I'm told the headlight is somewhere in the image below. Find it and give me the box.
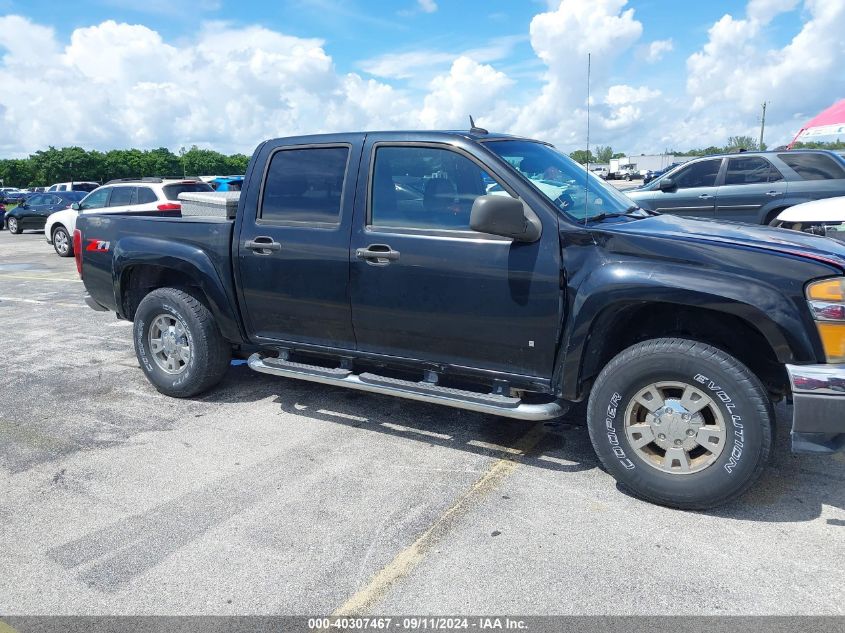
[807,278,845,363]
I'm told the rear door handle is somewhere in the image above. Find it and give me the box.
[766,190,781,196]
[698,194,713,199]
[245,236,282,254]
[356,244,400,265]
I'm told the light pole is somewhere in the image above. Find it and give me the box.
[759,102,768,150]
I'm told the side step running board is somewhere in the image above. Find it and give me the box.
[248,353,566,421]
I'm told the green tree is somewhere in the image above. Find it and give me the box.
[594,145,613,163]
[569,149,594,164]
[792,139,845,150]
[725,135,760,152]
[0,145,250,187]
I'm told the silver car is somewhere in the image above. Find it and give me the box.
[626,150,845,224]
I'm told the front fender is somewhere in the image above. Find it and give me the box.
[557,261,821,400]
[112,236,243,344]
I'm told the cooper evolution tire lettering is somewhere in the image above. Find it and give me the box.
[605,392,635,470]
[694,373,744,473]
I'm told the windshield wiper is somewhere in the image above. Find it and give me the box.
[586,207,652,223]
[627,204,660,216]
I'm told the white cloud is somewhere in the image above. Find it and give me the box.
[0,17,411,155]
[417,0,438,13]
[419,56,515,128]
[512,0,647,143]
[605,85,661,106]
[684,0,845,145]
[359,35,523,81]
[0,0,841,157]
[644,39,673,63]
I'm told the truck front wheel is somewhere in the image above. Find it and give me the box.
[587,338,772,509]
[133,287,231,398]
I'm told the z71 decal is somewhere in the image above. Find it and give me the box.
[85,239,111,252]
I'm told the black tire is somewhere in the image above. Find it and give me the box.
[7,217,21,234]
[52,225,73,257]
[133,287,231,398]
[587,338,772,510]
[764,208,785,226]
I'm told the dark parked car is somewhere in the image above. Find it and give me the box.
[642,162,682,185]
[78,130,845,511]
[627,150,845,224]
[2,190,30,204]
[5,191,87,234]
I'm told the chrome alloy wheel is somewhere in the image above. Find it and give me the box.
[149,314,191,375]
[54,229,69,255]
[624,381,727,474]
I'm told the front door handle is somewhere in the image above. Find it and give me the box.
[765,190,781,196]
[356,244,400,265]
[698,194,713,199]
[245,236,282,254]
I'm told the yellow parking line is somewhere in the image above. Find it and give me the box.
[332,422,546,616]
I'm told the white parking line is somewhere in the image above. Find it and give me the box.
[0,296,85,309]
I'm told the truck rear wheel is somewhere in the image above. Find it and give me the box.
[133,287,231,398]
[587,338,772,509]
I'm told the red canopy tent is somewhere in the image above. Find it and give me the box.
[789,99,845,148]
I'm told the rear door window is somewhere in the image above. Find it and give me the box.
[162,182,213,201]
[108,186,137,206]
[724,156,783,185]
[259,146,349,224]
[778,153,845,180]
[137,187,158,204]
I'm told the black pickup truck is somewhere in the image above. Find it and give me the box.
[77,130,845,509]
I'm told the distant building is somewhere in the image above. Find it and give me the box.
[609,154,694,178]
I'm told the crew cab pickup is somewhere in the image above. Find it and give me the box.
[77,130,845,510]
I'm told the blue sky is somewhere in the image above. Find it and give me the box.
[0,0,841,156]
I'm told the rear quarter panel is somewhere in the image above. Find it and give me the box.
[78,214,242,342]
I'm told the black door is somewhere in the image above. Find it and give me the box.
[19,194,61,229]
[236,135,364,349]
[349,138,562,379]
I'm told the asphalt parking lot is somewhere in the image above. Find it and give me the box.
[1,228,844,616]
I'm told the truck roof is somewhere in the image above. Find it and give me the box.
[263,130,544,145]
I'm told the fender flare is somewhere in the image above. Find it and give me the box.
[555,261,819,400]
[112,236,244,344]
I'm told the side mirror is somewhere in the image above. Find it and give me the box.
[470,195,541,243]
[71,202,81,211]
[658,178,676,192]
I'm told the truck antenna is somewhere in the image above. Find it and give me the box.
[469,115,488,135]
[584,52,591,226]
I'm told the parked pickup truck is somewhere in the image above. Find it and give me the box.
[77,130,845,510]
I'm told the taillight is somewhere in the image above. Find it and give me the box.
[73,229,82,276]
[156,202,181,211]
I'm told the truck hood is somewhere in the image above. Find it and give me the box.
[601,214,845,270]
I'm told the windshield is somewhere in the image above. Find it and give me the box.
[484,140,634,221]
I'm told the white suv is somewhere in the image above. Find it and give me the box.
[46,181,100,193]
[45,178,212,257]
